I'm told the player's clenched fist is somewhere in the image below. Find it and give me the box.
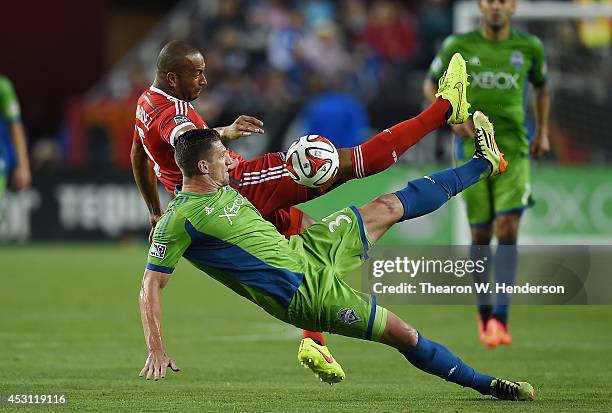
[139,350,179,381]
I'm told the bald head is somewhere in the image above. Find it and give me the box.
[156,40,201,75]
[153,41,207,102]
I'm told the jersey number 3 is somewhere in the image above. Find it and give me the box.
[327,214,352,233]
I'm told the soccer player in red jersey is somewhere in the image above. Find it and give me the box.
[131,41,463,382]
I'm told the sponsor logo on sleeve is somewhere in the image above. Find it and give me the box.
[174,115,190,125]
[8,102,20,117]
[149,242,167,259]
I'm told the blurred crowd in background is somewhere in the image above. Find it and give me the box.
[3,0,612,175]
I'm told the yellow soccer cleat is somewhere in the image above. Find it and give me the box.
[297,338,345,384]
[473,111,508,177]
[436,52,471,124]
[491,379,536,401]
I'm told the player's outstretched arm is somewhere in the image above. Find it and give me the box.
[138,269,179,380]
[131,140,164,243]
[215,115,264,141]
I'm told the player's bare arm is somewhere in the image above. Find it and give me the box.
[130,139,163,243]
[531,84,551,158]
[215,115,265,140]
[9,121,31,190]
[138,269,179,380]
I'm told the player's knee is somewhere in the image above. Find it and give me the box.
[372,194,404,219]
[495,213,520,241]
[382,312,419,352]
[471,225,493,245]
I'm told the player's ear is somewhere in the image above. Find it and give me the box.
[166,72,179,88]
[197,160,209,175]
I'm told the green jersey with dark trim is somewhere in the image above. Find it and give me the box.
[146,187,308,319]
[429,29,547,157]
[0,75,21,174]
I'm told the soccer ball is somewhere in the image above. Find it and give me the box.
[285,135,339,188]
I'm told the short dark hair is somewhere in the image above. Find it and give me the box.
[174,128,221,177]
[156,40,201,75]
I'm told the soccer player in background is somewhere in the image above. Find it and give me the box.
[0,74,31,220]
[137,118,536,401]
[423,0,550,348]
[132,41,470,381]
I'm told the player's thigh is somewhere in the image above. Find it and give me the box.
[290,270,388,341]
[322,275,388,341]
[295,206,370,276]
[462,177,494,226]
[492,155,532,216]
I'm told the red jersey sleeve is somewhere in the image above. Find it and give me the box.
[158,104,199,147]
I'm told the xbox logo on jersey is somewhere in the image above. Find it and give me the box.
[472,71,519,90]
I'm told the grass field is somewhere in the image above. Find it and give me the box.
[1,244,611,412]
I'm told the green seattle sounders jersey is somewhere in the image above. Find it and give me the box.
[0,75,21,174]
[146,187,309,320]
[429,29,547,156]
[0,75,21,123]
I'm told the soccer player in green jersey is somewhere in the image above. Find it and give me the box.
[0,75,31,218]
[137,117,536,401]
[423,0,551,348]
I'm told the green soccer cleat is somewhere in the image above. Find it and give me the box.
[490,379,536,401]
[436,52,471,124]
[297,338,345,384]
[473,111,508,177]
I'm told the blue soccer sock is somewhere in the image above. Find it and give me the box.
[470,243,493,317]
[493,240,518,324]
[402,332,494,395]
[394,158,490,221]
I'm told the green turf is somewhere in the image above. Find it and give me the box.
[1,244,611,412]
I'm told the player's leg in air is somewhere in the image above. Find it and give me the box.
[230,53,470,382]
[293,112,533,400]
[292,112,533,399]
[363,111,532,399]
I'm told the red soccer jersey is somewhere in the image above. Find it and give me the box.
[133,86,208,193]
[133,86,319,235]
